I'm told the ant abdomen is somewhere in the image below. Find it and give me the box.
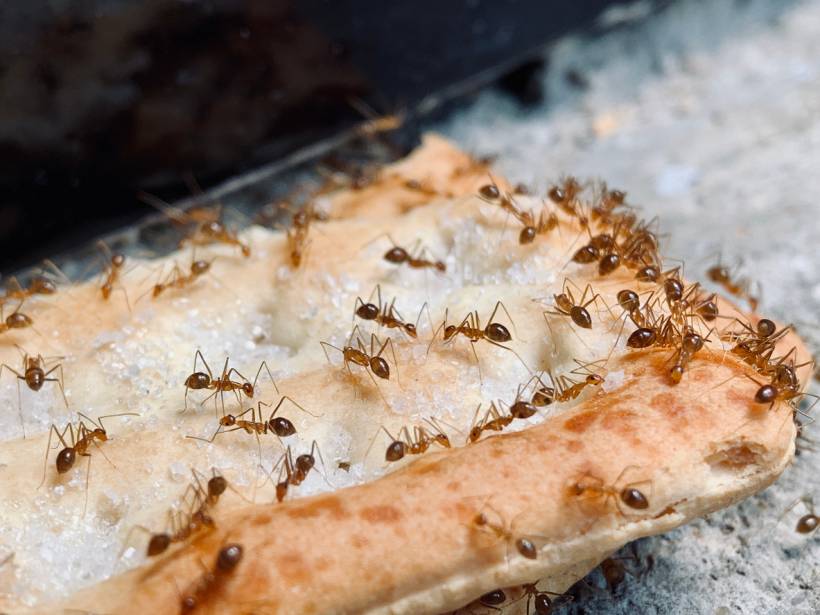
[56,448,76,473]
[627,328,656,348]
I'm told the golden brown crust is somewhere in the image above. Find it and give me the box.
[61,351,797,615]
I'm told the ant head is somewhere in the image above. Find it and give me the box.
[186,372,211,390]
[111,253,126,268]
[384,246,408,264]
[434,261,446,273]
[404,323,417,338]
[356,303,379,321]
[443,325,457,340]
[486,323,511,343]
[270,416,296,437]
[241,244,251,257]
[586,374,604,386]
[242,383,254,396]
[370,357,390,380]
[56,448,76,473]
[386,440,405,462]
[220,414,236,427]
[7,312,32,329]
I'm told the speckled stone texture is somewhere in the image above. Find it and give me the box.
[435,0,820,612]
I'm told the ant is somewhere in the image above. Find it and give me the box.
[39,412,138,512]
[270,441,325,502]
[430,301,527,382]
[707,258,758,311]
[0,275,57,308]
[183,350,278,415]
[97,241,130,309]
[321,326,399,384]
[516,583,573,615]
[468,501,544,561]
[544,281,607,330]
[466,403,513,444]
[140,191,251,257]
[781,496,819,535]
[285,216,312,268]
[377,417,451,462]
[0,303,33,335]
[478,181,554,244]
[745,367,816,411]
[668,327,712,384]
[565,466,652,517]
[149,258,213,299]
[353,284,426,339]
[377,234,446,272]
[478,589,507,610]
[547,177,583,218]
[518,208,560,245]
[550,370,605,403]
[180,541,244,613]
[123,468,229,558]
[0,346,68,437]
[187,397,314,452]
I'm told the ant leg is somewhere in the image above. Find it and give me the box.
[16,378,24,439]
[39,423,71,489]
[43,362,69,408]
[320,341,343,365]
[470,341,483,385]
[252,361,279,396]
[193,350,213,380]
[271,395,318,418]
[486,339,533,375]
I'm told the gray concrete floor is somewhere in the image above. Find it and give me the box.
[434,0,820,612]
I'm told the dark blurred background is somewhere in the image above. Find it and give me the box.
[0,0,620,272]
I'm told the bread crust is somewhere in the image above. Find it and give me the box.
[0,135,806,615]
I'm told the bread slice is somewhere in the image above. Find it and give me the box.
[0,135,807,614]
